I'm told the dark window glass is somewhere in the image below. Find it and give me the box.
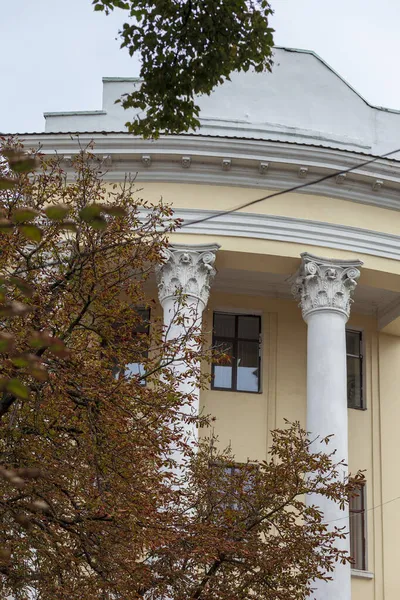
[209,462,258,511]
[212,313,261,393]
[346,329,364,409]
[349,482,367,571]
[238,316,260,340]
[214,313,235,338]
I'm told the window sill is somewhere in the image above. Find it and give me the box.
[351,569,374,579]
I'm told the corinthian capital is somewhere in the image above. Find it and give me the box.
[292,253,363,320]
[156,244,220,308]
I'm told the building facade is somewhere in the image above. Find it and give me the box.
[22,47,400,600]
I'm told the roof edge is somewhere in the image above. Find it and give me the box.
[44,110,107,118]
[102,77,141,83]
[275,46,400,115]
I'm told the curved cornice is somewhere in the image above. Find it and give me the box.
[21,132,400,211]
[173,209,400,261]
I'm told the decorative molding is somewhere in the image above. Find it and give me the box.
[141,154,151,167]
[336,173,346,184]
[292,253,363,320]
[173,208,400,261]
[351,570,374,580]
[155,243,220,308]
[102,154,112,167]
[21,133,400,212]
[181,156,191,168]
[372,178,383,191]
[298,166,308,178]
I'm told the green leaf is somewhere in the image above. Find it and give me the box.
[103,206,127,217]
[3,151,39,174]
[6,378,30,400]
[11,208,38,223]
[0,333,14,353]
[19,224,43,242]
[58,221,78,232]
[0,219,13,234]
[10,156,39,173]
[0,176,16,190]
[11,356,30,368]
[28,331,53,349]
[29,365,48,382]
[49,338,70,359]
[9,277,34,298]
[88,216,107,230]
[45,204,70,220]
[79,204,102,222]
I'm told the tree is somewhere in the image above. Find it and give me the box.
[0,140,361,599]
[92,0,275,138]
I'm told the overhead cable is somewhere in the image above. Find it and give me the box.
[181,146,400,228]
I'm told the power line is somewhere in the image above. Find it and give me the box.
[324,491,400,527]
[181,146,400,228]
[180,144,400,528]
[178,145,400,525]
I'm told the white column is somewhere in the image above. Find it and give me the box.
[293,253,362,600]
[156,244,219,457]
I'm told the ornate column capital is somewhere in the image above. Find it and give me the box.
[292,253,363,320]
[156,243,220,308]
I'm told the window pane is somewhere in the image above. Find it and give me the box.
[135,308,150,334]
[350,485,366,571]
[346,330,361,356]
[237,340,259,392]
[351,487,363,512]
[214,313,235,338]
[350,511,365,570]
[125,362,145,378]
[347,356,362,409]
[213,341,234,389]
[238,315,260,340]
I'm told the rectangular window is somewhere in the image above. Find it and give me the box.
[212,313,261,393]
[346,329,364,409]
[349,482,367,571]
[113,308,150,383]
[209,462,257,511]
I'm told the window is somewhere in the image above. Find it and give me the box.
[346,329,364,409]
[349,482,367,571]
[209,462,258,512]
[113,308,150,383]
[212,313,261,393]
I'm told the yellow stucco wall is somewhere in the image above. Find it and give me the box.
[132,182,400,237]
[131,181,400,238]
[127,182,400,287]
[377,333,400,600]
[137,181,400,599]
[200,292,382,598]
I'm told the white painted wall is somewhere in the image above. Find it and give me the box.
[44,47,400,156]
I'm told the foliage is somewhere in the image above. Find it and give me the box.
[92,0,274,137]
[0,140,360,599]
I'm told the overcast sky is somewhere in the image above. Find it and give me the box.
[1,0,400,133]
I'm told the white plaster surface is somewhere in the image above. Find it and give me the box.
[156,244,219,461]
[305,309,351,600]
[44,47,400,156]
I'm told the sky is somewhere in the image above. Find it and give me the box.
[1,0,400,133]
